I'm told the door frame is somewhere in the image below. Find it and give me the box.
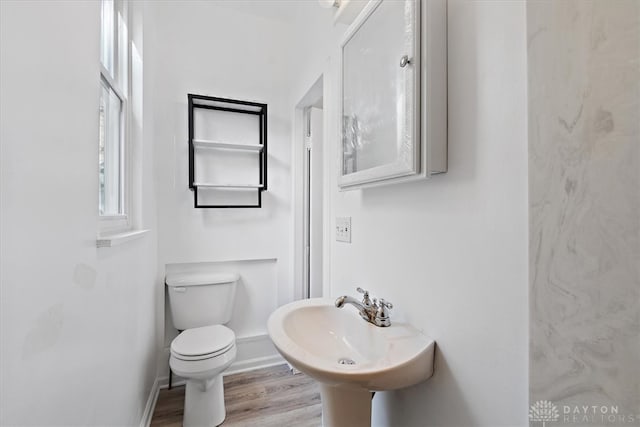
[291,73,332,301]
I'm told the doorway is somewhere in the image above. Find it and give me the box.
[294,76,325,300]
[303,105,323,298]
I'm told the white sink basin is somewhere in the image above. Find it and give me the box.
[268,298,435,427]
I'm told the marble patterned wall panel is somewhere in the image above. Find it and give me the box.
[528,0,640,424]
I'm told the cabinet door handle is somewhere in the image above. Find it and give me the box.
[400,55,411,68]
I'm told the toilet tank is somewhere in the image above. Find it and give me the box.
[166,272,239,330]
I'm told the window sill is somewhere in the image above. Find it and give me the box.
[96,229,149,248]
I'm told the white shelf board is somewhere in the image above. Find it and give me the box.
[194,183,264,189]
[193,139,263,152]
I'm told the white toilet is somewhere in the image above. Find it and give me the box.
[166,272,239,427]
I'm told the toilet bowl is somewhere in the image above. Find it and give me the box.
[169,325,237,427]
[166,272,239,427]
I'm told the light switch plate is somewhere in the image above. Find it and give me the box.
[336,217,351,243]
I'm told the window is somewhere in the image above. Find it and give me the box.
[99,0,129,228]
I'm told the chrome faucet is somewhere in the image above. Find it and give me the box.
[335,287,393,327]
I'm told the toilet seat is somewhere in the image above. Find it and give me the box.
[171,324,236,361]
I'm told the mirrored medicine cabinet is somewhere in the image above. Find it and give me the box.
[338,0,447,190]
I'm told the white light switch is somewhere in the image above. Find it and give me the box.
[336,217,351,243]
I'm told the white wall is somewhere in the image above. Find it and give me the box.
[0,2,159,425]
[295,1,530,425]
[1,1,530,425]
[146,1,306,375]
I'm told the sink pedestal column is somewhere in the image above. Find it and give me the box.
[319,384,372,427]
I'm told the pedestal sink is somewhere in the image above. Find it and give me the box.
[267,298,435,427]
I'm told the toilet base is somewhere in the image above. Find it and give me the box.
[184,375,225,427]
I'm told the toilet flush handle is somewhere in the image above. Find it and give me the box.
[173,287,187,293]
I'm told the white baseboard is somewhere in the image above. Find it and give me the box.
[158,333,284,389]
[157,355,285,390]
[158,374,185,390]
[139,377,160,427]
[225,353,285,376]
[231,333,283,372]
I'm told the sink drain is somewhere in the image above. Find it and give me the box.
[338,357,356,365]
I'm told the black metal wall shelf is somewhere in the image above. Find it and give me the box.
[188,94,267,208]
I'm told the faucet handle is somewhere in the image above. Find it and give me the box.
[375,299,393,327]
[379,299,393,309]
[356,287,373,307]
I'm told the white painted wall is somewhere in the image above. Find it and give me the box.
[165,260,279,338]
[293,1,529,425]
[0,1,160,426]
[145,1,306,376]
[290,18,346,303]
[1,1,529,425]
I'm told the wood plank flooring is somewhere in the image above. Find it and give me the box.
[150,364,322,427]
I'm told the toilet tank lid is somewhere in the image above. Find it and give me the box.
[166,272,239,287]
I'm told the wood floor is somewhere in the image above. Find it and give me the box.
[150,364,322,427]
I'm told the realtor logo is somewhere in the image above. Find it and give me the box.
[530,400,560,426]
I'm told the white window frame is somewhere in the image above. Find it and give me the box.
[99,0,131,234]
